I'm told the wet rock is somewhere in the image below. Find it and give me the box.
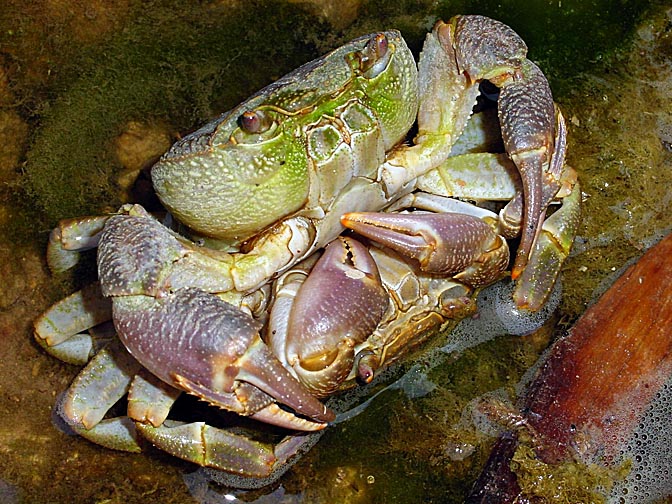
[114,120,172,202]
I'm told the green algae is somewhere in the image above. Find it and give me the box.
[18,1,330,224]
[556,2,672,319]
[511,443,632,503]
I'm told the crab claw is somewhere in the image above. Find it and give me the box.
[282,236,388,397]
[439,15,558,278]
[435,15,569,304]
[341,211,509,287]
[497,62,559,281]
[112,288,334,430]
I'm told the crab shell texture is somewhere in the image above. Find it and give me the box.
[152,30,417,246]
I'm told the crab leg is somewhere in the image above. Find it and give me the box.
[61,366,307,477]
[342,211,509,288]
[496,61,557,278]
[436,16,555,280]
[416,152,520,206]
[513,176,581,309]
[138,421,279,477]
[124,371,289,477]
[502,112,579,309]
[34,282,113,364]
[58,342,143,452]
[127,369,182,427]
[136,410,322,477]
[377,21,476,197]
[34,282,110,347]
[46,214,110,273]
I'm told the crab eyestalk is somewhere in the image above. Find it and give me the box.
[280,237,388,397]
[341,211,509,288]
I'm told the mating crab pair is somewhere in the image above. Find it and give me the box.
[35,15,579,478]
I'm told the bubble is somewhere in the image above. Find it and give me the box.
[493,277,562,336]
[609,379,672,502]
[52,392,78,436]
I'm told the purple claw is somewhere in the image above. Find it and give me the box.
[497,61,556,279]
[284,237,388,397]
[341,211,509,286]
[236,338,334,423]
[439,15,566,293]
[112,288,334,426]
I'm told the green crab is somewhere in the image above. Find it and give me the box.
[34,15,580,479]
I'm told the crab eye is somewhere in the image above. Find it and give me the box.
[238,110,272,134]
[360,33,390,77]
[371,33,388,59]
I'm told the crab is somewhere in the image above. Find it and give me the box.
[34,15,580,479]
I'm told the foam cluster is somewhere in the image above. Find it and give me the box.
[442,278,561,355]
[610,377,672,502]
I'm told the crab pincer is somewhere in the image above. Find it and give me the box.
[341,211,509,287]
[111,289,334,430]
[440,16,558,276]
[434,15,571,307]
[277,237,388,397]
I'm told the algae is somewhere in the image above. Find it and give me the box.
[16,1,330,223]
[511,443,631,503]
[558,2,672,319]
